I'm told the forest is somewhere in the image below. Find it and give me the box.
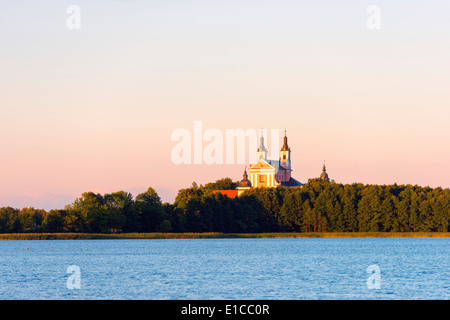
[0,178,449,233]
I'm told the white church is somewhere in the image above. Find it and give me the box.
[236,130,303,194]
[214,131,310,198]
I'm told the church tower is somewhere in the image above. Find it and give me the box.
[278,130,292,182]
[280,130,291,168]
[257,132,268,161]
[247,127,302,189]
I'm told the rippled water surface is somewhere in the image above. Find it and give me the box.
[0,238,448,299]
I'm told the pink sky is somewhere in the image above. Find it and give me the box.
[0,1,449,210]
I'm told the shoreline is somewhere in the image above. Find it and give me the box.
[0,232,449,240]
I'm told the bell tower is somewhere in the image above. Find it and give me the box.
[279,129,292,182]
[257,131,268,161]
[280,130,291,168]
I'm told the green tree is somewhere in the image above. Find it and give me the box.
[43,210,66,232]
[67,192,109,233]
[432,196,447,232]
[162,203,182,232]
[279,191,303,231]
[0,207,19,233]
[230,194,265,233]
[18,208,46,232]
[63,210,85,232]
[203,178,238,192]
[418,200,433,232]
[341,184,360,232]
[174,182,203,211]
[380,197,396,232]
[104,191,134,232]
[135,187,166,232]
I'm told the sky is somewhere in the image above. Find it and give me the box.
[0,1,449,210]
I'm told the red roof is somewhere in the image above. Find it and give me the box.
[212,190,239,198]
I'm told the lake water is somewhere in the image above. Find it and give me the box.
[0,238,448,300]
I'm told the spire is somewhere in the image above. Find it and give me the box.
[320,161,329,181]
[243,167,248,180]
[281,129,290,151]
[258,129,266,152]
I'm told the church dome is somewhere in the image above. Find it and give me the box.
[238,168,252,188]
[320,163,329,180]
[238,179,252,188]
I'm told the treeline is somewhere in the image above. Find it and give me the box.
[0,188,171,234]
[173,178,450,233]
[0,178,449,233]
